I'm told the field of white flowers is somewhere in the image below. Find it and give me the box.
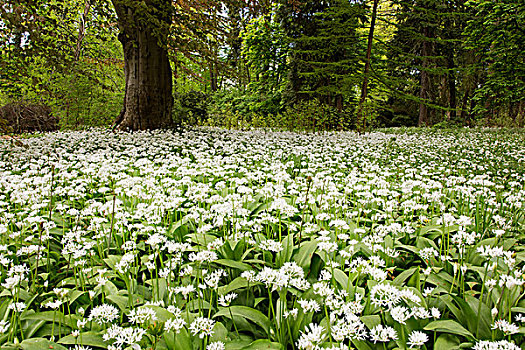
[0,128,524,350]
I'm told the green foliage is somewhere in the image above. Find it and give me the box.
[0,0,124,128]
[465,0,525,126]
[173,90,210,126]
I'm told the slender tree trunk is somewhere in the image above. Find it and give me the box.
[446,57,457,121]
[356,0,379,133]
[111,0,173,131]
[74,1,91,61]
[460,87,470,123]
[419,26,431,127]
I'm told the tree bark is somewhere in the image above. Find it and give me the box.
[418,26,431,127]
[112,0,173,131]
[356,0,379,133]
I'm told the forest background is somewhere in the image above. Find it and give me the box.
[0,0,524,131]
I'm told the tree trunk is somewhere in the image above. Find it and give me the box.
[418,26,431,127]
[111,0,173,131]
[356,0,379,133]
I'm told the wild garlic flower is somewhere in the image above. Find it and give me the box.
[218,292,238,307]
[259,239,283,253]
[298,299,321,313]
[8,302,26,313]
[492,319,520,335]
[127,306,157,324]
[88,304,119,325]
[407,331,428,348]
[0,320,9,333]
[207,342,225,350]
[297,323,326,350]
[369,324,397,343]
[189,317,215,338]
[103,324,146,350]
[390,306,411,324]
[164,317,186,333]
[473,340,521,350]
[370,283,401,309]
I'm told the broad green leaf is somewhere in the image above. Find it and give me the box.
[333,268,350,292]
[106,294,129,311]
[241,339,283,350]
[393,267,417,286]
[58,332,107,349]
[225,338,253,350]
[20,338,68,350]
[214,306,270,333]
[293,240,317,269]
[210,321,229,342]
[215,259,252,271]
[434,334,460,350]
[21,311,79,329]
[276,234,294,265]
[360,315,381,329]
[424,320,475,340]
[218,277,255,296]
[24,320,46,339]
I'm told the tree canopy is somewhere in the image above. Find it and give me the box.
[0,0,524,130]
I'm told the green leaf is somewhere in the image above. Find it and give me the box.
[293,240,317,269]
[333,268,349,292]
[58,332,107,349]
[20,338,68,350]
[215,259,252,271]
[393,267,417,286]
[240,339,284,350]
[434,334,460,350]
[276,234,294,265]
[106,294,128,311]
[360,315,381,329]
[210,321,229,342]
[424,320,475,340]
[173,327,192,349]
[214,306,270,333]
[218,277,257,296]
[24,320,46,339]
[21,311,78,329]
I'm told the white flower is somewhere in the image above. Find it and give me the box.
[164,317,186,333]
[218,293,237,307]
[207,341,225,350]
[297,323,326,350]
[407,330,428,348]
[103,324,146,349]
[473,340,521,350]
[8,302,26,313]
[127,306,157,324]
[369,324,397,343]
[44,300,63,309]
[259,239,283,253]
[88,304,119,325]
[370,283,401,309]
[241,270,257,282]
[298,299,320,313]
[284,308,298,319]
[390,306,411,324]
[0,320,10,333]
[189,317,215,338]
[189,250,218,263]
[492,319,519,335]
[74,346,92,350]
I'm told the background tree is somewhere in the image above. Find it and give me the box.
[465,0,525,125]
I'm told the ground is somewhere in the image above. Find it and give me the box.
[0,128,524,350]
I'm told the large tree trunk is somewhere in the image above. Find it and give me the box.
[112,0,173,131]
